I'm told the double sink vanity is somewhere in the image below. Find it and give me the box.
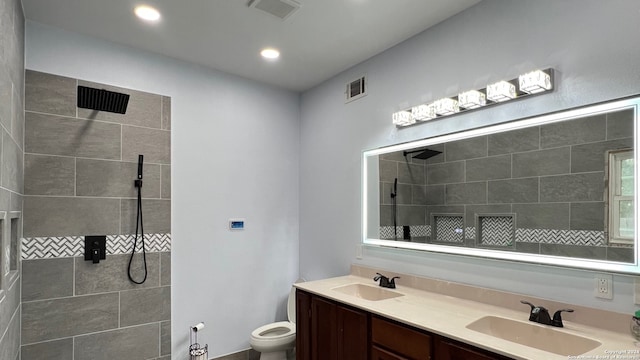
[294,265,634,360]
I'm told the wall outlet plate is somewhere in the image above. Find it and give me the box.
[594,274,613,300]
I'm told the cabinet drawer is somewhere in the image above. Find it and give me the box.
[371,345,410,360]
[372,316,431,359]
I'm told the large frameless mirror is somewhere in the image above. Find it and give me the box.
[363,96,640,274]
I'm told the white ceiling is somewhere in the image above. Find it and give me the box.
[21,0,480,92]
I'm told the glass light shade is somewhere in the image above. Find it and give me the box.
[411,104,436,121]
[433,98,459,115]
[392,111,415,126]
[458,90,486,109]
[486,81,516,102]
[519,70,552,94]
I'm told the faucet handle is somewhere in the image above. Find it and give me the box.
[552,309,574,327]
[374,273,389,286]
[388,276,400,289]
[520,300,535,311]
[520,300,537,321]
[520,300,548,322]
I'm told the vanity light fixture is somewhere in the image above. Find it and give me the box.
[411,104,436,121]
[458,90,486,109]
[519,69,553,94]
[392,68,553,127]
[486,80,517,102]
[433,98,460,115]
[392,111,415,126]
[134,5,161,22]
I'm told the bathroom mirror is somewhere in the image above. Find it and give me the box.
[363,96,640,274]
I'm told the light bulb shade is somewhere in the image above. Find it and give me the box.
[411,104,436,121]
[458,90,486,109]
[519,70,552,94]
[486,81,516,102]
[392,111,415,126]
[433,98,459,115]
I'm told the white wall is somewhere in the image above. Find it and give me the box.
[26,21,300,359]
[299,0,640,314]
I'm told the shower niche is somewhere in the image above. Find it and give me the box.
[0,211,20,292]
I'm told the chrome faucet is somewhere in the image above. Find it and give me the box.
[373,273,400,289]
[520,300,574,327]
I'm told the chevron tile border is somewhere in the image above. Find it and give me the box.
[379,225,431,240]
[516,228,605,246]
[22,233,171,260]
[379,226,606,247]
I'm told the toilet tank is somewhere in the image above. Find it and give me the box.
[287,286,296,324]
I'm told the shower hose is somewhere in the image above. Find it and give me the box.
[128,155,148,284]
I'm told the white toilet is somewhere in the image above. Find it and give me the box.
[250,286,297,360]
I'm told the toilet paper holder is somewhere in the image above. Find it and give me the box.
[189,322,208,360]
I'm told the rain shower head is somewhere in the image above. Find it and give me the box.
[403,148,442,160]
[77,86,130,114]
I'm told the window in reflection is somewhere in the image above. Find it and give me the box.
[609,150,634,244]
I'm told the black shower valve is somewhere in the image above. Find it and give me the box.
[84,235,106,264]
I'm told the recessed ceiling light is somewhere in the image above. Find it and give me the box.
[134,5,161,22]
[260,48,280,60]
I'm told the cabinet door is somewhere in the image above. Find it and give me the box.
[337,305,369,360]
[296,290,312,360]
[372,316,431,359]
[371,346,410,360]
[311,295,338,360]
[434,337,510,360]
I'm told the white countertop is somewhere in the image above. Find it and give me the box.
[295,275,637,360]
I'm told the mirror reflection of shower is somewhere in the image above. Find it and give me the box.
[391,148,442,241]
[391,178,397,239]
[403,148,442,160]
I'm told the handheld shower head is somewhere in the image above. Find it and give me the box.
[137,154,144,180]
[391,178,397,198]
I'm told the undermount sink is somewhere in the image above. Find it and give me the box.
[332,283,404,301]
[466,316,601,356]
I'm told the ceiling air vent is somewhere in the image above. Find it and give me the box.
[248,0,301,21]
[345,76,367,103]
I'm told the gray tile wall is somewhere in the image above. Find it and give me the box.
[379,152,429,239]
[379,110,634,262]
[21,71,172,359]
[0,0,24,359]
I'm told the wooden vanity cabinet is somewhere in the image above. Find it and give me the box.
[296,289,512,360]
[433,336,512,360]
[372,315,432,359]
[296,289,369,360]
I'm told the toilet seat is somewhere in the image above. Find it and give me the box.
[250,321,296,352]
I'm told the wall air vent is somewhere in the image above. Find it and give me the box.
[248,0,301,21]
[345,76,367,103]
